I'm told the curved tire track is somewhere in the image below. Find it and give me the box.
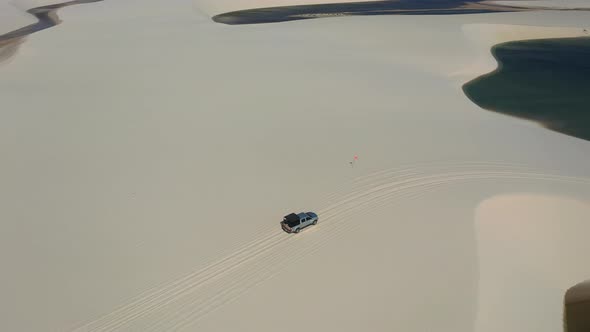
[71,161,590,332]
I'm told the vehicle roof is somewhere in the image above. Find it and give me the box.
[284,212,315,222]
[284,213,299,223]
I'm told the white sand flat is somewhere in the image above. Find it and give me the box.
[475,194,590,332]
[1,1,589,331]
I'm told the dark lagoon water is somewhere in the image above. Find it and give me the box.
[463,37,590,142]
[0,0,102,65]
[567,300,590,332]
[213,0,520,25]
[0,0,102,43]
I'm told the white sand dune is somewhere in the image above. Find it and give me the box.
[1,1,590,331]
[476,194,590,332]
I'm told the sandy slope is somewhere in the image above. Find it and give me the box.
[1,0,590,331]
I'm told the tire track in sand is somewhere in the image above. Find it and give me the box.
[71,162,590,332]
[155,166,590,331]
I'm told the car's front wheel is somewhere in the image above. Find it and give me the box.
[294,228,300,233]
[312,219,317,225]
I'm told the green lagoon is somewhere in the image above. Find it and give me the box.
[463,37,590,142]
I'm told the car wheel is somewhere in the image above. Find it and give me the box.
[312,220,317,225]
[294,228,300,233]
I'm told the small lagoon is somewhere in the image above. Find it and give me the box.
[213,0,518,25]
[463,37,590,142]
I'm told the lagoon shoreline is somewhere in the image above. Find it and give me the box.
[463,36,590,141]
